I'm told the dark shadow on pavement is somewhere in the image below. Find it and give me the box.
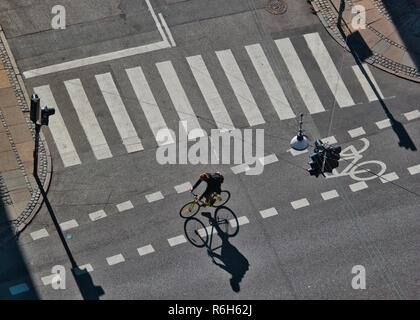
[205,212,249,293]
[337,0,417,152]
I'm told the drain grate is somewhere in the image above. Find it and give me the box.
[267,0,288,15]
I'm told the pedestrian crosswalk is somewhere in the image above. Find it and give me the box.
[33,32,386,168]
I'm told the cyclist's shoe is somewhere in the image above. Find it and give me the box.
[202,199,211,207]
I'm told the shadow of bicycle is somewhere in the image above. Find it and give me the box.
[183,206,249,292]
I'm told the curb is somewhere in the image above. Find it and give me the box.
[311,0,420,83]
[0,25,53,246]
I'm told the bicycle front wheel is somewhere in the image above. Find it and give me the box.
[179,201,200,218]
[212,190,231,207]
[184,218,208,248]
[214,206,239,237]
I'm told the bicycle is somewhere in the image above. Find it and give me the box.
[183,206,239,248]
[324,138,387,181]
[179,190,231,218]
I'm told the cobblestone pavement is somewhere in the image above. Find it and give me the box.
[0,25,51,246]
[311,0,420,82]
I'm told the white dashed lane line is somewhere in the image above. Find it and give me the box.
[30,229,49,241]
[321,189,339,200]
[287,148,308,156]
[231,163,250,174]
[89,210,107,221]
[291,198,310,210]
[168,235,187,247]
[235,216,250,226]
[116,200,134,212]
[174,182,192,193]
[375,119,392,129]
[348,127,366,138]
[145,191,164,203]
[74,264,94,275]
[137,245,155,256]
[260,208,279,219]
[379,172,399,183]
[404,110,420,121]
[321,136,337,144]
[106,254,125,266]
[258,154,278,166]
[408,164,420,175]
[59,219,79,232]
[349,181,368,192]
[41,274,61,286]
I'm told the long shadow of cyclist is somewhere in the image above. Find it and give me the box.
[203,212,249,293]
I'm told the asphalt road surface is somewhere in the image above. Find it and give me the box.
[0,0,419,299]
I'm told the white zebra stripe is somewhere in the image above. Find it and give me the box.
[275,38,325,114]
[245,43,295,119]
[186,55,234,130]
[96,73,144,153]
[352,64,384,102]
[126,66,175,146]
[64,79,112,160]
[33,85,81,167]
[304,32,355,108]
[216,49,265,126]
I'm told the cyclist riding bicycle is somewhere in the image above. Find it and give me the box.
[189,172,224,207]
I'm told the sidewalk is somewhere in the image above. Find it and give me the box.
[311,0,420,82]
[0,25,52,245]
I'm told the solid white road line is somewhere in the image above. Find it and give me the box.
[106,254,125,266]
[260,208,279,219]
[375,119,392,129]
[168,235,187,247]
[59,219,79,231]
[291,198,310,210]
[216,49,265,127]
[145,0,168,44]
[348,127,366,138]
[33,85,81,167]
[96,73,144,153]
[126,66,175,146]
[321,190,339,200]
[137,245,155,256]
[9,283,29,295]
[88,210,107,221]
[259,154,278,166]
[246,43,296,119]
[174,182,192,193]
[404,110,420,121]
[22,41,170,79]
[156,61,203,139]
[64,79,113,160]
[145,191,164,202]
[116,201,134,212]
[352,64,384,102]
[158,13,176,47]
[304,32,355,108]
[349,181,368,192]
[186,55,235,130]
[379,172,399,183]
[275,38,325,114]
[408,164,420,175]
[30,229,49,241]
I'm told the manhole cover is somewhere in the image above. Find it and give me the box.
[267,0,288,15]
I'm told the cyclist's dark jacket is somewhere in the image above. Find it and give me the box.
[192,173,222,197]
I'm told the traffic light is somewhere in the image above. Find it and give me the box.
[40,106,55,126]
[30,94,40,123]
[324,146,341,173]
[308,151,323,177]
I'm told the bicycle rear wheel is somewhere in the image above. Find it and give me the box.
[214,206,239,237]
[184,218,208,248]
[212,190,230,207]
[179,201,200,218]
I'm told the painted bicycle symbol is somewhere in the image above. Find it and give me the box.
[325,138,387,181]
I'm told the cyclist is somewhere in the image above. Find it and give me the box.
[189,172,224,206]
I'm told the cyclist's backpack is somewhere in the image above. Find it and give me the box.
[212,173,224,184]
